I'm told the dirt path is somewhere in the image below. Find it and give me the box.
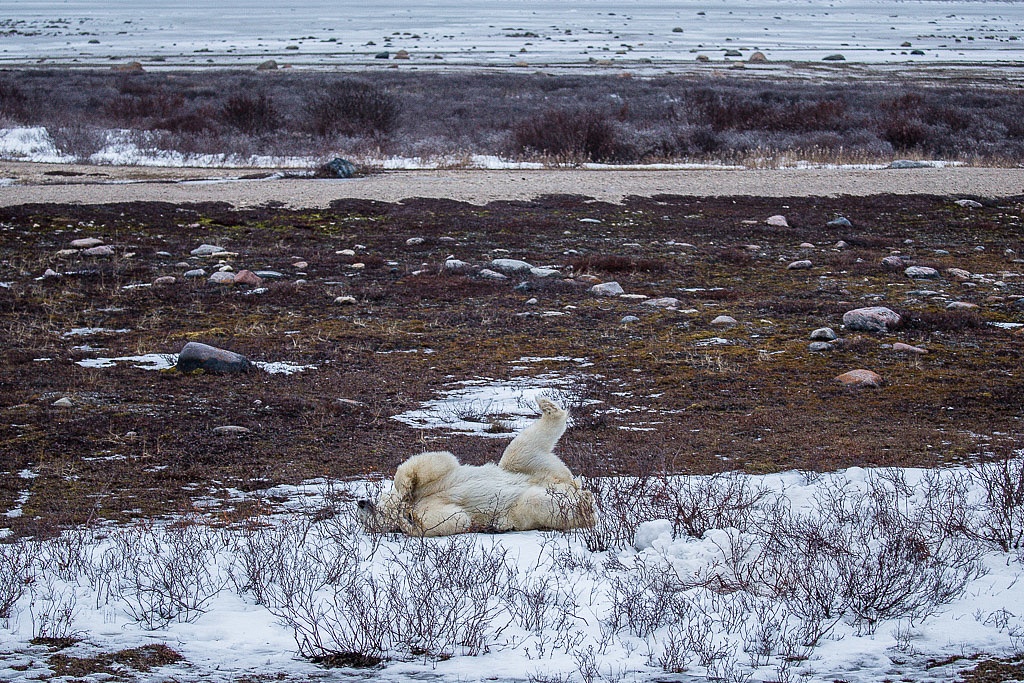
[2,162,1023,206]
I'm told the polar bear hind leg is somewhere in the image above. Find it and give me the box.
[498,397,574,486]
[405,500,473,537]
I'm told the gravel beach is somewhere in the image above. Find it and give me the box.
[2,163,1022,207]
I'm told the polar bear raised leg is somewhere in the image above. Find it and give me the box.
[498,397,576,487]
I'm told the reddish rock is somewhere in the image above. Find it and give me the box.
[835,369,883,388]
[892,342,927,354]
[233,270,263,287]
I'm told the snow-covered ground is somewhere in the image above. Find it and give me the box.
[3,0,1024,68]
[2,462,1023,683]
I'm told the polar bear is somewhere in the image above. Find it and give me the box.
[357,397,596,537]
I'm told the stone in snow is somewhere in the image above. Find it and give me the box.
[905,266,940,279]
[590,282,624,297]
[190,244,224,257]
[842,306,902,333]
[835,369,883,388]
[176,342,251,374]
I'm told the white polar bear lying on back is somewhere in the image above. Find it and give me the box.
[357,397,596,537]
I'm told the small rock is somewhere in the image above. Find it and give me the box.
[405,237,426,246]
[315,158,357,178]
[42,268,61,278]
[52,397,75,408]
[177,342,251,374]
[478,269,508,280]
[621,315,640,324]
[70,237,104,249]
[490,258,535,274]
[153,276,176,286]
[835,369,883,388]
[822,53,846,61]
[82,245,115,257]
[834,240,849,249]
[525,297,538,305]
[590,282,624,297]
[843,306,902,333]
[787,260,813,270]
[946,301,978,310]
[946,268,972,281]
[810,327,838,341]
[881,255,907,268]
[209,271,236,284]
[905,266,940,279]
[530,267,562,278]
[575,274,602,284]
[892,342,927,354]
[213,425,251,435]
[234,270,263,286]
[444,259,471,272]
[827,216,853,228]
[112,61,144,72]
[255,270,284,279]
[256,59,278,70]
[955,199,983,209]
[889,160,933,169]
[799,242,815,249]
[191,244,225,257]
[711,315,737,326]
[334,296,357,305]
[394,49,410,60]
[642,297,681,309]
[748,51,768,63]
[766,215,789,227]
[183,268,207,278]
[292,261,308,270]
[809,341,834,352]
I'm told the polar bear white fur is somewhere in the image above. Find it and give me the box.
[357,397,595,537]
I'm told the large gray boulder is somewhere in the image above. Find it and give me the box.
[176,342,251,374]
[842,306,902,333]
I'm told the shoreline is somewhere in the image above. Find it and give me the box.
[2,163,1023,207]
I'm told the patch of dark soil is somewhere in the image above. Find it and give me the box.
[0,193,1021,536]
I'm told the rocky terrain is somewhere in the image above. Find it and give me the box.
[1,192,1022,537]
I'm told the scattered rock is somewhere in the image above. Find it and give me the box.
[256,59,278,70]
[892,342,927,354]
[478,269,508,280]
[822,53,846,61]
[70,237,103,249]
[724,49,743,57]
[183,268,207,278]
[905,266,940,279]
[835,369,883,388]
[41,268,60,279]
[642,297,681,309]
[209,271,236,284]
[254,270,284,279]
[213,425,250,435]
[334,296,357,305]
[444,259,471,272]
[315,158,357,179]
[842,306,902,333]
[946,268,972,281]
[711,315,737,326]
[881,255,907,268]
[946,301,978,310]
[52,397,75,408]
[765,215,789,227]
[191,244,225,257]
[809,341,834,352]
[490,258,535,274]
[621,315,640,324]
[696,54,710,62]
[234,270,263,287]
[810,327,838,341]
[375,51,390,59]
[955,199,983,209]
[787,260,813,270]
[292,261,308,270]
[112,61,145,72]
[82,245,115,257]
[176,342,251,374]
[827,216,853,228]
[575,274,602,285]
[590,282,624,297]
[799,242,815,249]
[748,51,768,63]
[394,49,410,60]
[834,240,849,249]
[405,237,426,246]
[153,276,176,286]
[529,267,562,278]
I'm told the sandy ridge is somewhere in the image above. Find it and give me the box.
[1,163,1023,207]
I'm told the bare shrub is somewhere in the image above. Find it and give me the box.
[29,575,79,641]
[512,108,630,164]
[0,539,35,622]
[575,476,662,551]
[304,79,400,138]
[220,93,280,134]
[661,473,773,538]
[969,457,1024,552]
[604,556,692,638]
